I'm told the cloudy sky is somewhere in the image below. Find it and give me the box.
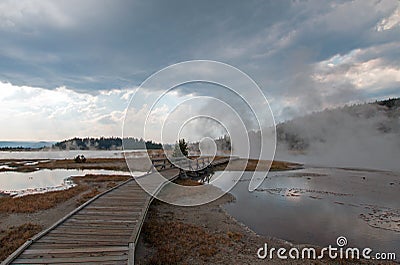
[0,0,399,141]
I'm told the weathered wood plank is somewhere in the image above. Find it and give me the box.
[38,235,131,241]
[19,251,129,260]
[28,242,128,249]
[2,166,191,264]
[37,238,130,244]
[24,247,129,255]
[47,230,131,236]
[54,227,133,232]
[82,207,138,211]
[59,223,136,229]
[13,255,128,264]
[49,230,130,239]
[87,202,147,207]
[76,209,140,213]
[68,217,140,222]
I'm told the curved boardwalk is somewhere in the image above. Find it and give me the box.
[2,169,180,265]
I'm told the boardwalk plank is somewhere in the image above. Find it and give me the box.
[3,161,229,264]
[24,247,129,255]
[59,223,136,229]
[13,255,128,264]
[28,242,129,249]
[19,251,128,260]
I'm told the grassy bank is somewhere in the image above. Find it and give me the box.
[0,223,42,261]
[0,158,131,173]
[0,174,131,213]
[214,158,302,172]
[141,204,242,265]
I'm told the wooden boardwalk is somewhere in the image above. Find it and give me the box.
[2,169,180,265]
[2,157,233,265]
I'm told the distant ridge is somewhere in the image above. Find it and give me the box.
[0,141,54,149]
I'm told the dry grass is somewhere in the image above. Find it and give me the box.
[226,230,243,241]
[0,158,130,173]
[0,185,88,213]
[0,223,42,261]
[142,211,235,264]
[214,158,301,172]
[174,178,203,186]
[243,159,300,171]
[270,160,301,171]
[106,182,117,189]
[0,175,130,213]
[37,158,130,171]
[73,174,130,183]
[75,187,101,205]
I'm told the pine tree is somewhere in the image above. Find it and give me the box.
[172,139,188,157]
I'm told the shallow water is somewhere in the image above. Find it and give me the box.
[0,150,147,160]
[211,168,400,258]
[0,169,144,195]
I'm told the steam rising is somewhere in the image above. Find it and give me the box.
[274,99,400,171]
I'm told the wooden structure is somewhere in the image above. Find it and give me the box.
[148,156,232,174]
[2,169,179,265]
[2,156,233,264]
[148,156,211,173]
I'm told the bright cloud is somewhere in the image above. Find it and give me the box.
[0,0,399,140]
[313,47,400,93]
[376,7,400,31]
[0,82,133,140]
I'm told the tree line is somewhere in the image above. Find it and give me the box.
[53,137,162,150]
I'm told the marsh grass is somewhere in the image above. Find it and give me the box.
[0,223,42,261]
[75,187,101,205]
[74,174,130,183]
[214,158,301,172]
[0,158,130,173]
[142,208,242,265]
[0,174,130,213]
[174,178,203,186]
[0,185,88,213]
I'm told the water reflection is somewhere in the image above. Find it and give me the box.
[0,150,147,160]
[211,169,400,258]
[0,169,142,196]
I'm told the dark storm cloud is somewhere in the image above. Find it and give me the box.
[0,0,399,120]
